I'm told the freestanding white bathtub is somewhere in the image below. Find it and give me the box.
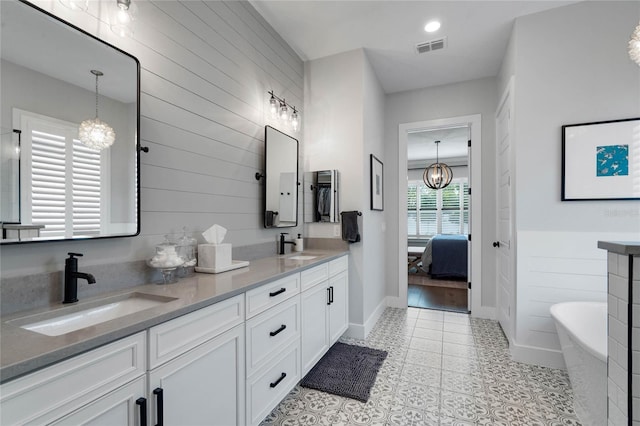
[550,301,607,426]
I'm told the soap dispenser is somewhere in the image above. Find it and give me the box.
[294,234,304,252]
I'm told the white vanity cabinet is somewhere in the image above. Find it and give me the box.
[147,294,245,426]
[0,332,146,425]
[300,255,349,375]
[245,274,301,426]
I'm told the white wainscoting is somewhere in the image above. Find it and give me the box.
[513,230,636,367]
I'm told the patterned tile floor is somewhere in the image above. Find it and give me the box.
[261,307,581,426]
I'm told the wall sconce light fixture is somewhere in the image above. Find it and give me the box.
[423,140,453,190]
[629,21,640,66]
[268,90,301,133]
[79,70,116,151]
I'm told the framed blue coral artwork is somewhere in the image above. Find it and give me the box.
[562,117,640,201]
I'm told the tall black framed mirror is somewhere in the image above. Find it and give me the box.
[0,0,140,244]
[263,126,298,228]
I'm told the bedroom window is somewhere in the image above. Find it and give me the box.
[408,179,468,238]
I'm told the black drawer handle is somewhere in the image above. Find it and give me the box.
[270,372,286,388]
[153,387,163,426]
[327,287,331,305]
[269,324,287,337]
[269,288,286,297]
[329,286,334,304]
[136,397,147,426]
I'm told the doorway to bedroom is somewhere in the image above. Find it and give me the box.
[405,124,471,313]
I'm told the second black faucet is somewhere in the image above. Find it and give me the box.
[63,252,96,304]
[279,233,296,255]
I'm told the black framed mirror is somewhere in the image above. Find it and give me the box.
[263,126,298,228]
[0,0,140,244]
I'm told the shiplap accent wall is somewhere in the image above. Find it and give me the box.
[1,0,304,276]
[514,231,636,367]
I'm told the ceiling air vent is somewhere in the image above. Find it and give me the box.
[416,37,447,54]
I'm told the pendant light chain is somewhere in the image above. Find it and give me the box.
[94,72,99,118]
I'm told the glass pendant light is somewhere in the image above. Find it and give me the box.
[423,140,453,190]
[79,70,115,151]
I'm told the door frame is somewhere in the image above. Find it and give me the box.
[397,114,485,316]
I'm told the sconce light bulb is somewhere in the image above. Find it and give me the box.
[269,95,278,119]
[117,8,131,24]
[291,109,300,132]
[279,102,289,121]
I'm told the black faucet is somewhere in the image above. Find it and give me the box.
[279,233,296,255]
[63,252,96,304]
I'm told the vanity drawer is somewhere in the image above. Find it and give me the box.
[0,332,145,426]
[246,341,300,426]
[300,263,329,291]
[329,255,348,276]
[148,294,244,369]
[246,295,300,377]
[245,273,300,319]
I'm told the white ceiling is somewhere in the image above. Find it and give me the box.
[407,126,469,163]
[251,0,577,94]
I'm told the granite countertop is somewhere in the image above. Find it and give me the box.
[0,250,347,383]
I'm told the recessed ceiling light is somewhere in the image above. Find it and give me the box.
[424,21,441,33]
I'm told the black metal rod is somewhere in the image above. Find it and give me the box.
[269,324,287,337]
[136,397,147,426]
[269,288,286,297]
[270,372,286,388]
[153,388,163,426]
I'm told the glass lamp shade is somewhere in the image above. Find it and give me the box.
[291,109,300,132]
[423,162,453,190]
[269,96,278,119]
[79,118,115,150]
[630,22,640,66]
[279,102,289,121]
[110,0,137,38]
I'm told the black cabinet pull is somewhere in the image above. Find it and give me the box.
[269,288,286,297]
[136,397,147,426]
[153,387,164,426]
[493,241,500,248]
[329,286,334,304]
[269,324,287,337]
[270,372,286,388]
[327,287,331,305]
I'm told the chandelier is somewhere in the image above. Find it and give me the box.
[79,70,115,150]
[423,140,453,190]
[630,21,640,66]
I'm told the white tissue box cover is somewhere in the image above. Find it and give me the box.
[198,243,232,268]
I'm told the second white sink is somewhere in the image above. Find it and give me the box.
[13,293,177,336]
[287,255,318,261]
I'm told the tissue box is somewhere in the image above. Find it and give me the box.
[198,243,232,269]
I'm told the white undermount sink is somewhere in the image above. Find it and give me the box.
[287,255,318,261]
[10,292,177,336]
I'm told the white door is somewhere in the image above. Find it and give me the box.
[301,283,329,375]
[52,377,146,426]
[496,82,514,342]
[328,271,349,344]
[148,325,245,426]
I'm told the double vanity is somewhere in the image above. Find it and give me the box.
[0,250,349,426]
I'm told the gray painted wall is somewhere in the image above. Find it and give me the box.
[1,0,303,278]
[384,77,498,307]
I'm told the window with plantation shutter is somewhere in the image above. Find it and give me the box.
[17,110,107,239]
[407,178,468,238]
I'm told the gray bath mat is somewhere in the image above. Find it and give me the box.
[300,342,387,402]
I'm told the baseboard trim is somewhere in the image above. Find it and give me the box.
[344,296,390,340]
[510,341,566,369]
[386,296,405,309]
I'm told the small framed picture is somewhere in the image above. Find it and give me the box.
[370,154,384,210]
[562,117,640,201]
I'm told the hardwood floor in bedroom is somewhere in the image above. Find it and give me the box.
[407,285,468,313]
